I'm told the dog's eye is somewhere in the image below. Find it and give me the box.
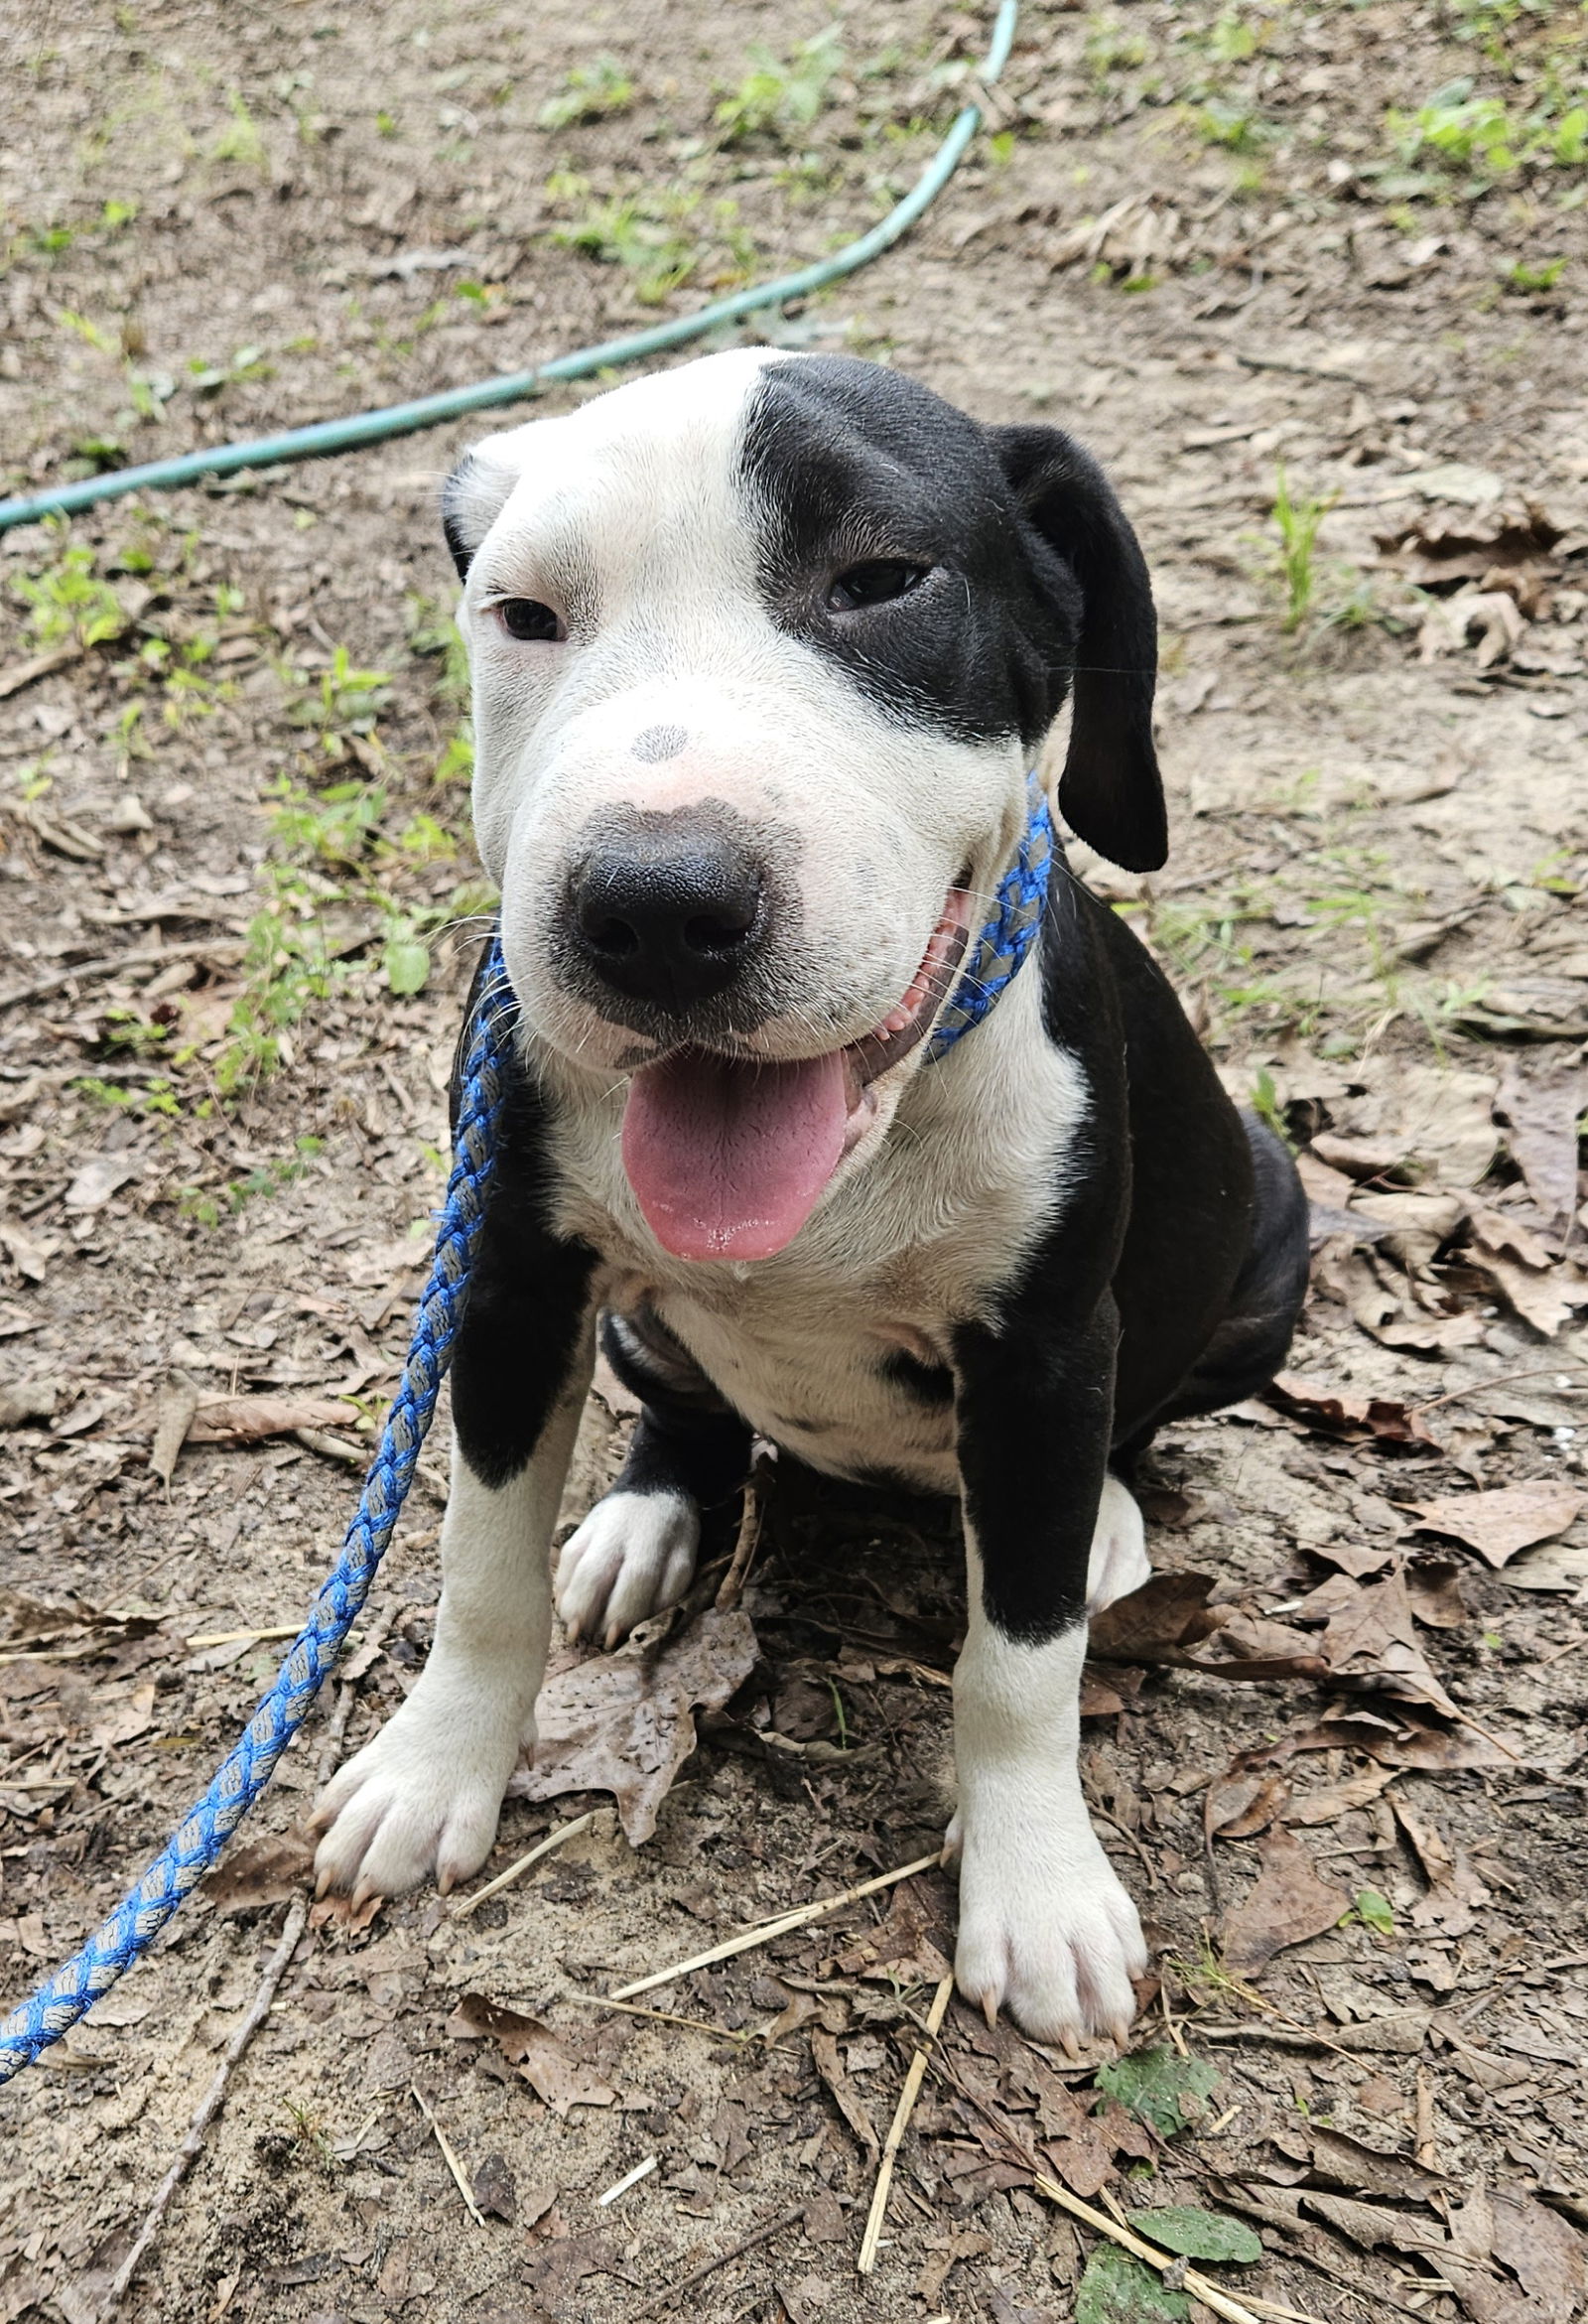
[827,560,930,612]
[496,598,564,641]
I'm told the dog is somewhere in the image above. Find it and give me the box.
[312,348,1309,2046]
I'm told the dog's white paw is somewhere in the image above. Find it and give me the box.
[311,1679,530,1904]
[947,1807,1146,2050]
[555,1489,700,1647]
[1087,1474,1152,1615]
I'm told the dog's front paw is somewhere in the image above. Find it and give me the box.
[555,1489,700,1647]
[311,1681,529,1905]
[948,1808,1146,2050]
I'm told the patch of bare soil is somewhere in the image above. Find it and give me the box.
[2,2,1587,2320]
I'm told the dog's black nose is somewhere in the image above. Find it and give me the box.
[570,822,764,1014]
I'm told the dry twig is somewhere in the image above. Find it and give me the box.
[411,2085,485,2227]
[625,2201,806,2321]
[609,1851,940,2000]
[858,1972,955,2273]
[100,1895,310,2316]
[714,1475,762,1610]
[453,1808,599,1918]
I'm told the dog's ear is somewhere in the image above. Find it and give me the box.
[441,450,518,581]
[990,424,1166,874]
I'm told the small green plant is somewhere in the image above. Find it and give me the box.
[715,27,842,147]
[1504,253,1566,291]
[11,544,126,649]
[77,1074,181,1118]
[548,172,751,305]
[1208,12,1259,64]
[224,1137,325,1211]
[1189,99,1267,151]
[212,889,340,1094]
[1270,466,1334,632]
[286,644,392,751]
[266,773,388,865]
[538,53,635,130]
[407,593,470,704]
[1342,1886,1395,1935]
[210,90,267,169]
[1085,14,1150,81]
[188,343,274,395]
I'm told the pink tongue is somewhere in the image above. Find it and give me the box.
[622,1048,849,1261]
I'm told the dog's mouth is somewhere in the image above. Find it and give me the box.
[620,888,973,1262]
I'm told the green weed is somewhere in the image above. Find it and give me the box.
[1085,14,1150,81]
[77,1074,182,1119]
[1504,252,1566,290]
[548,172,752,305]
[210,90,268,169]
[538,54,635,131]
[715,27,843,147]
[1270,467,1334,632]
[188,344,274,396]
[10,545,126,649]
[286,645,391,752]
[407,593,470,705]
[265,774,388,866]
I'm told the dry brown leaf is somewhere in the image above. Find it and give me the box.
[1465,1232,1586,1338]
[1222,1825,1348,1976]
[1283,1763,1396,1827]
[1310,1566,1462,1717]
[0,1377,60,1429]
[810,2028,879,2153]
[1242,1709,1513,1773]
[150,1371,199,1487]
[1265,1372,1440,1447]
[1407,1481,1583,1568]
[89,1682,156,1749]
[448,1994,615,2116]
[1205,1770,1289,1843]
[1392,1801,1491,1939]
[1489,2186,1587,2324]
[1087,1571,1224,1662]
[1496,1054,1587,1226]
[187,1394,359,1444]
[1275,2121,1447,2204]
[205,1834,315,1914]
[1404,1555,1471,1628]
[508,1606,756,1844]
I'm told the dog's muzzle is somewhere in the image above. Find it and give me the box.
[568,820,766,1017]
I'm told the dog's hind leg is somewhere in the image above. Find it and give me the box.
[556,1309,752,1648]
[1087,1473,1151,1613]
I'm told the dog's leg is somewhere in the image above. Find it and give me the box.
[312,1167,596,1904]
[947,1303,1147,2048]
[557,1312,751,1647]
[1087,1472,1151,1613]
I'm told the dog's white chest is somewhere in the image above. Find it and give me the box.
[650,1274,959,1489]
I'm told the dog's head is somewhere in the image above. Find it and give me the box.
[446,350,1161,1262]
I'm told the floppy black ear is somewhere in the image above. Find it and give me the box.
[441,449,517,580]
[990,424,1166,874]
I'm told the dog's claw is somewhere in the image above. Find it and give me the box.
[982,1990,1000,2033]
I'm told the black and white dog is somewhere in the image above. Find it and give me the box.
[313,350,1308,2047]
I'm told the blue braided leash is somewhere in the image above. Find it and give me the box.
[0,787,1054,2086]
[0,940,516,2085]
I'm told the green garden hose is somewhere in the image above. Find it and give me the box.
[0,3,1016,535]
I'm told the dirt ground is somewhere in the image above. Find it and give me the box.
[2,1,1588,2319]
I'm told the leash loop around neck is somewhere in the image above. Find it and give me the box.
[925,772,1054,1062]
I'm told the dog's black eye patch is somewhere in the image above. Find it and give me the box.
[497,598,565,642]
[827,560,929,613]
